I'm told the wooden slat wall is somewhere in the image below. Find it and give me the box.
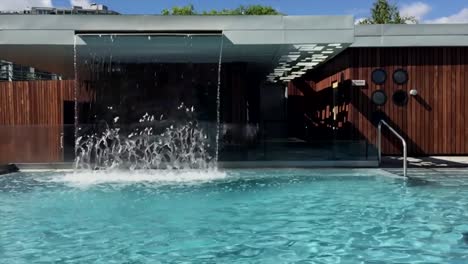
[307,47,468,155]
[311,50,352,92]
[0,80,75,163]
[350,47,468,155]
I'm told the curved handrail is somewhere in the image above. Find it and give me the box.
[378,120,407,178]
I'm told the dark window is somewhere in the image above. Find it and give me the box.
[393,90,408,106]
[371,69,386,85]
[393,69,408,85]
[371,90,387,106]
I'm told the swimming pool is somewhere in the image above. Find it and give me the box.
[1,169,467,263]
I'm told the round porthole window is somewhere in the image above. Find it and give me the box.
[393,90,408,106]
[393,69,408,85]
[371,90,387,106]
[371,69,387,85]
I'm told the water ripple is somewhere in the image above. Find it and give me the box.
[1,169,468,263]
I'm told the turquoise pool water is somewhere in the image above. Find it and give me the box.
[1,169,468,263]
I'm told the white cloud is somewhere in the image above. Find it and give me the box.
[400,2,432,20]
[70,0,92,9]
[398,2,468,24]
[0,0,52,11]
[426,8,468,23]
[355,17,366,24]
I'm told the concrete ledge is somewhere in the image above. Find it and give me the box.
[382,156,468,168]
[0,15,354,31]
[15,163,75,170]
[218,160,378,169]
[13,161,378,170]
[353,24,468,47]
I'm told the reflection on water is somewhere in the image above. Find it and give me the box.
[1,170,468,263]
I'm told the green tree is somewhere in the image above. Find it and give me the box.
[162,4,281,16]
[359,0,416,24]
[161,4,196,15]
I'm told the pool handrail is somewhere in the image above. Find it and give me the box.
[377,120,407,178]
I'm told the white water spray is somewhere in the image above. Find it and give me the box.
[73,35,78,157]
[215,36,224,163]
[73,34,224,174]
[75,104,215,170]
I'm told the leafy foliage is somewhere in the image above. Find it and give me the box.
[161,4,281,16]
[161,4,196,15]
[359,0,416,24]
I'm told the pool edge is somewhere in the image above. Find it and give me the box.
[13,161,379,171]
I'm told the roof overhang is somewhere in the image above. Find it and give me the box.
[0,15,355,46]
[0,15,355,81]
[353,24,468,47]
[3,15,467,82]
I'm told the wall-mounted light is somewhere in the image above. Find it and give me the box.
[409,89,418,96]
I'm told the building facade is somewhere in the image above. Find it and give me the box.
[0,60,61,81]
[0,15,467,165]
[0,4,118,15]
[29,4,119,15]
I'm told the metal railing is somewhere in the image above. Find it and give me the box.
[377,120,407,177]
[0,63,62,82]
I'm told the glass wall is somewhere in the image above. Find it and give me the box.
[217,42,376,163]
[0,33,375,165]
[74,34,223,169]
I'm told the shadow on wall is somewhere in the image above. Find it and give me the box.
[288,78,359,142]
[288,47,468,156]
[352,87,424,154]
[288,77,429,156]
[413,94,432,111]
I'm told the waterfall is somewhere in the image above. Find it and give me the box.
[74,104,214,170]
[73,35,78,158]
[215,36,224,164]
[73,34,224,170]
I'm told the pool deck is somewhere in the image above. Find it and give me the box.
[381,156,468,178]
[2,157,468,175]
[11,160,379,171]
[382,156,468,168]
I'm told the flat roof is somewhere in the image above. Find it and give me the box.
[0,15,467,47]
[0,15,355,45]
[0,15,356,80]
[0,15,467,81]
[354,24,468,47]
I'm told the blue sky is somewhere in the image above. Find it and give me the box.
[2,0,468,23]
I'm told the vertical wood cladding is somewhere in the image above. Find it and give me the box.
[301,47,468,155]
[0,80,84,163]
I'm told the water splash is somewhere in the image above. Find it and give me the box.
[73,35,78,157]
[73,33,225,174]
[215,36,224,163]
[75,104,215,170]
[47,169,227,188]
